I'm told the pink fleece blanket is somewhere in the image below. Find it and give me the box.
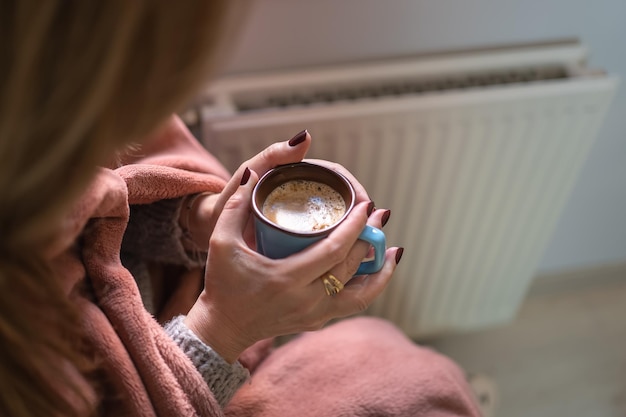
[50,116,232,416]
[226,317,481,417]
[50,116,480,416]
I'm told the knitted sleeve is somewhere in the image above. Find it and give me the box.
[164,315,250,408]
[121,197,206,268]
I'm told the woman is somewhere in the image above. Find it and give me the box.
[0,2,482,416]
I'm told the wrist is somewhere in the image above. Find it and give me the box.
[184,293,251,364]
[180,192,219,251]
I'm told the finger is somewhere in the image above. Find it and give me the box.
[331,247,403,316]
[286,201,371,282]
[222,131,312,203]
[208,131,312,234]
[210,168,259,246]
[327,208,390,283]
[305,207,389,306]
[251,129,311,173]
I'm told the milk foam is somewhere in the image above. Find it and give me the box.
[262,180,346,233]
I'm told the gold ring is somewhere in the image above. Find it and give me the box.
[322,274,344,296]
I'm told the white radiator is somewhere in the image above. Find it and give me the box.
[191,40,618,338]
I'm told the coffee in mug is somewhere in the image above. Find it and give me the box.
[252,162,386,275]
[261,179,346,233]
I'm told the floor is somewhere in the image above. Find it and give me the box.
[425,270,626,417]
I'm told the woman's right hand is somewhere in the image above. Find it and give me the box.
[185,167,401,363]
[184,134,402,363]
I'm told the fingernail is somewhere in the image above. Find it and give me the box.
[367,201,375,216]
[288,129,308,146]
[240,167,251,185]
[395,247,404,265]
[381,209,391,227]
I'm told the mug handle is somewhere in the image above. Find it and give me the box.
[355,225,386,275]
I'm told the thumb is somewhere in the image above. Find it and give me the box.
[209,130,311,234]
[222,130,312,204]
[212,167,259,242]
[251,129,311,173]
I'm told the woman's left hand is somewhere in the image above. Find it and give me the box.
[179,134,375,252]
[179,192,221,252]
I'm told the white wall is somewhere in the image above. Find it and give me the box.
[223,0,626,273]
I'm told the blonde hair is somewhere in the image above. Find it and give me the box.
[0,1,245,415]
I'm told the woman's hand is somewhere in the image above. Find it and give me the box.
[179,130,314,251]
[179,192,221,252]
[185,138,402,362]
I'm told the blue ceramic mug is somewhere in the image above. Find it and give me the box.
[252,162,386,275]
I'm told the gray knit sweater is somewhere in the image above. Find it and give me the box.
[121,197,249,407]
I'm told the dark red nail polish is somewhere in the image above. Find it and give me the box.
[395,248,404,265]
[381,210,391,227]
[240,167,251,185]
[288,129,308,146]
[367,201,375,216]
